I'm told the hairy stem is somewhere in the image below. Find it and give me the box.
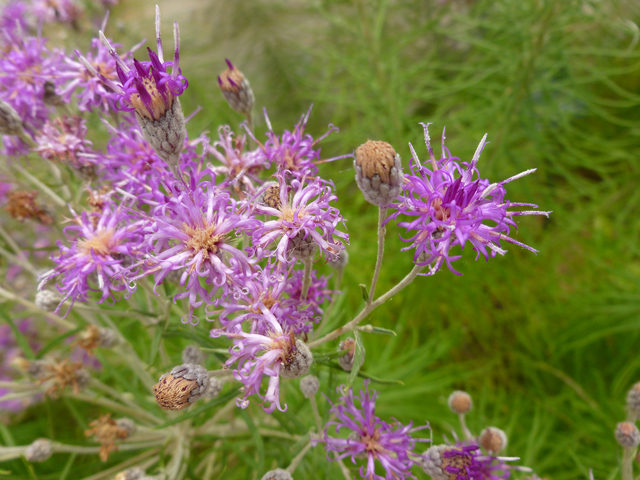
[368,207,387,305]
[301,258,312,301]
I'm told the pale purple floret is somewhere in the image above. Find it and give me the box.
[131,173,260,322]
[283,268,333,331]
[245,106,350,179]
[0,1,29,45]
[252,173,348,264]
[206,125,268,196]
[35,115,93,168]
[76,6,187,121]
[37,204,143,315]
[317,381,430,480]
[211,305,293,413]
[31,0,82,24]
[389,124,551,275]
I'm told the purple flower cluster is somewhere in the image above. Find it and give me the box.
[389,124,550,275]
[315,382,430,480]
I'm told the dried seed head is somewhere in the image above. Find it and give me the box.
[35,289,62,312]
[299,374,320,398]
[615,422,640,448]
[338,337,363,372]
[182,345,204,365]
[289,231,317,260]
[136,98,186,170]
[75,325,118,354]
[13,357,48,379]
[115,467,144,480]
[39,359,90,396]
[25,438,53,462]
[85,414,131,462]
[327,250,349,270]
[448,390,473,414]
[218,59,255,116]
[626,382,640,419]
[257,182,281,210]
[153,364,210,410]
[0,99,25,136]
[479,427,508,453]
[206,377,224,399]
[280,339,313,379]
[261,468,293,480]
[115,418,136,437]
[354,140,403,207]
[5,191,53,225]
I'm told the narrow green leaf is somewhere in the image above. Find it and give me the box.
[359,284,369,303]
[148,324,164,366]
[239,409,265,474]
[346,330,365,389]
[37,327,83,359]
[1,314,35,360]
[59,453,77,480]
[314,359,404,385]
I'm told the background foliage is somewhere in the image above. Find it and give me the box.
[3,0,640,479]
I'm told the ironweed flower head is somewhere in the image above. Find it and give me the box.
[389,124,550,275]
[317,381,430,480]
[35,116,93,167]
[218,59,255,116]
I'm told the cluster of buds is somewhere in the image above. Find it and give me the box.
[153,364,210,410]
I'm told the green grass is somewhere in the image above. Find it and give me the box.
[2,0,640,478]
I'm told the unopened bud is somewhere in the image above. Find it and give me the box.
[289,231,317,261]
[115,467,144,480]
[43,81,64,107]
[35,290,62,312]
[479,427,507,453]
[338,337,363,372]
[206,377,224,399]
[421,445,452,480]
[137,98,186,170]
[0,99,25,136]
[328,250,348,270]
[448,390,472,414]
[153,364,209,410]
[626,382,640,419]
[281,339,313,379]
[354,140,403,207]
[25,439,53,462]
[115,418,136,437]
[218,59,255,116]
[615,422,640,448]
[182,345,204,365]
[299,374,320,398]
[76,325,118,353]
[261,468,293,480]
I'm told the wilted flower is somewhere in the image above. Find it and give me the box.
[35,116,93,167]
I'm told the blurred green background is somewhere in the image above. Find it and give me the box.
[113,0,640,478]
[7,0,640,478]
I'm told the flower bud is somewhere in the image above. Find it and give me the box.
[76,325,118,354]
[43,81,64,107]
[615,422,640,448]
[153,364,209,410]
[448,390,472,414]
[206,377,224,399]
[182,345,204,365]
[338,337,363,372]
[479,427,508,453]
[218,59,255,116]
[328,250,349,270]
[289,231,317,260]
[25,439,53,462]
[354,140,403,207]
[115,467,144,480]
[115,418,136,437]
[421,445,451,480]
[261,468,293,480]
[300,374,320,398]
[626,382,640,419]
[136,98,186,171]
[35,289,62,312]
[280,339,313,379]
[0,99,25,136]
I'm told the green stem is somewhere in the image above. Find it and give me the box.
[286,441,313,475]
[368,207,387,306]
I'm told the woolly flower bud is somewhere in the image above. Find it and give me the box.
[35,290,62,312]
[115,418,136,437]
[25,439,53,462]
[421,445,450,480]
[206,377,224,399]
[281,339,313,379]
[114,467,144,480]
[479,427,508,453]
[448,390,472,414]
[327,250,349,270]
[0,99,25,136]
[261,468,293,480]
[290,231,317,261]
[218,59,255,116]
[354,140,403,207]
[137,99,186,170]
[153,364,209,410]
[300,374,320,398]
[626,382,640,419]
[338,337,363,372]
[182,345,204,365]
[43,81,64,107]
[615,422,640,448]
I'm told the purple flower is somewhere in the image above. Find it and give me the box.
[246,106,350,179]
[283,268,333,331]
[38,204,143,314]
[131,174,260,321]
[389,124,550,275]
[252,173,348,264]
[206,125,268,196]
[77,6,187,121]
[211,305,294,413]
[0,2,29,46]
[31,0,83,24]
[317,382,430,480]
[35,115,93,167]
